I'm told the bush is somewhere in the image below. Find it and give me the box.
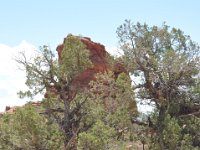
[78,120,116,150]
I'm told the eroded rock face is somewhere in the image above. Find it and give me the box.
[56,35,127,98]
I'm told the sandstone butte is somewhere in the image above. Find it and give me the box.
[1,35,127,114]
[57,35,127,99]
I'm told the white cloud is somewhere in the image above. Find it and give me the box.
[0,41,37,112]
[105,46,123,57]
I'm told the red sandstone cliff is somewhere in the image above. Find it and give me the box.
[56,35,127,98]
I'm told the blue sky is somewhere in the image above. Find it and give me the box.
[0,0,200,111]
[1,0,200,48]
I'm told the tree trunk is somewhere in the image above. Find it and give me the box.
[62,99,79,150]
[157,105,167,150]
[64,138,78,150]
[63,127,78,150]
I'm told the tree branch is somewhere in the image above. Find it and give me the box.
[39,107,64,114]
[179,109,200,118]
[133,84,145,89]
[131,118,148,126]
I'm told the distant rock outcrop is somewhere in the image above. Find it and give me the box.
[0,102,41,115]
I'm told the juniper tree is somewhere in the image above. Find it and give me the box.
[117,20,200,149]
[16,35,92,150]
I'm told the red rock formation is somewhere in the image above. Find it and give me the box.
[5,106,11,111]
[56,35,127,99]
[0,102,41,115]
[113,62,128,78]
[56,44,64,62]
[1,106,18,114]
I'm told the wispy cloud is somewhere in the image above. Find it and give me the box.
[0,41,37,111]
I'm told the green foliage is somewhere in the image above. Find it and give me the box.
[78,71,138,149]
[180,134,196,150]
[61,35,92,79]
[163,115,181,150]
[0,104,64,150]
[117,20,200,149]
[78,120,116,150]
[182,117,200,147]
[86,71,137,129]
[15,35,93,149]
